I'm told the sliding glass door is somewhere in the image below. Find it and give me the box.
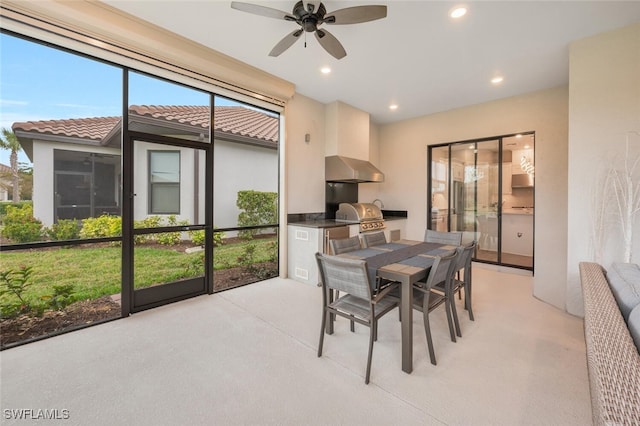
[428,133,534,271]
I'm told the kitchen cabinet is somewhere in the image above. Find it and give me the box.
[287,225,323,285]
[383,219,406,241]
[501,213,533,256]
[288,224,355,285]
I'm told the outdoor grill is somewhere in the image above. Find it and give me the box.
[335,203,386,233]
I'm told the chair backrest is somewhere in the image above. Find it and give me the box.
[316,253,372,301]
[362,231,387,248]
[455,240,477,271]
[424,250,458,290]
[329,236,361,255]
[424,229,463,246]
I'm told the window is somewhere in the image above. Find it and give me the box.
[149,150,180,214]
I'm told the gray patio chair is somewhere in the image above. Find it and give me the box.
[361,231,387,248]
[329,236,361,255]
[452,240,477,321]
[328,236,362,332]
[424,229,463,246]
[316,252,399,384]
[399,249,459,365]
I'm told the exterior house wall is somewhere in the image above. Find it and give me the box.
[566,23,640,316]
[32,140,121,226]
[30,138,277,228]
[213,140,278,228]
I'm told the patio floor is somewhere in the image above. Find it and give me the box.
[0,264,591,425]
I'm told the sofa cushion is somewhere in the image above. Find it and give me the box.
[606,262,640,320]
[629,304,640,353]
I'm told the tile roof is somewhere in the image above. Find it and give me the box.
[12,106,278,144]
[13,117,122,142]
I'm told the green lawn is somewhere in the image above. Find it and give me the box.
[0,237,277,317]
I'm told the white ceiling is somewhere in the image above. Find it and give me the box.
[103,1,640,124]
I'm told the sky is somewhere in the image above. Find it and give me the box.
[0,32,255,166]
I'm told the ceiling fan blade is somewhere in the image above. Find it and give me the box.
[269,29,304,57]
[230,1,296,21]
[323,5,387,25]
[314,29,346,60]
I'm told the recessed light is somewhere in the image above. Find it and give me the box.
[524,144,530,149]
[389,104,398,110]
[491,76,504,84]
[450,6,467,19]
[320,67,331,74]
[515,134,522,138]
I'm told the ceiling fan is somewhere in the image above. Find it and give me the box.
[230,1,387,60]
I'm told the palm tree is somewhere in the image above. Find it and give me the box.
[0,127,22,202]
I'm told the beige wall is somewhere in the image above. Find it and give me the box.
[566,23,640,316]
[285,93,327,214]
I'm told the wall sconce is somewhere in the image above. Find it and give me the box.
[305,133,311,143]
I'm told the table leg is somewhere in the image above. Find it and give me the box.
[400,276,413,373]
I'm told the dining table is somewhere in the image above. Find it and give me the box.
[336,239,458,374]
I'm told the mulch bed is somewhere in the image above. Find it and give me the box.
[0,296,121,348]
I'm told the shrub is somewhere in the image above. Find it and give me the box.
[155,215,188,246]
[237,241,278,280]
[0,265,34,317]
[41,284,76,311]
[80,214,121,238]
[46,219,81,241]
[133,216,161,244]
[0,200,32,218]
[1,203,43,243]
[237,190,277,239]
[188,228,225,247]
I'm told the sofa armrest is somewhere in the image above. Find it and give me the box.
[579,262,640,426]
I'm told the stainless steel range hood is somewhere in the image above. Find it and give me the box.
[325,155,385,183]
[512,173,534,188]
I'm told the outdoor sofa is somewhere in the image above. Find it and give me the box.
[579,262,640,425]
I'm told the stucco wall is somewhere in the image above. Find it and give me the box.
[285,93,326,214]
[566,23,640,316]
[213,140,278,228]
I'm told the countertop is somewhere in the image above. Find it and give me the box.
[288,216,407,229]
[503,208,534,215]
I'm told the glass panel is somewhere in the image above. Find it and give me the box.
[212,97,279,291]
[149,151,180,214]
[467,140,500,262]
[128,72,210,142]
[430,146,450,231]
[501,134,535,268]
[0,33,122,347]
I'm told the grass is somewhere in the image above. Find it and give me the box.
[0,237,277,317]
